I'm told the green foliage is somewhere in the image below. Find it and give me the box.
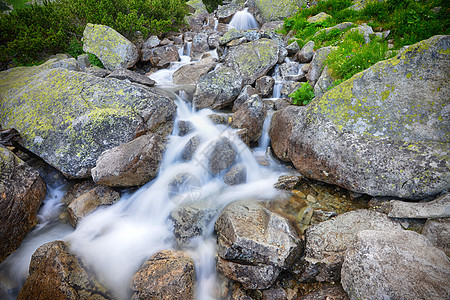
[203,0,222,13]
[87,53,104,68]
[0,0,189,68]
[289,82,315,106]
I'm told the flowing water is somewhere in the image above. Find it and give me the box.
[229,8,259,31]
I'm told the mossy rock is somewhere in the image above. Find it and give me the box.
[250,0,307,24]
[271,35,450,199]
[0,58,176,179]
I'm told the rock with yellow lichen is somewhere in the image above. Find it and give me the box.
[270,35,450,199]
[0,57,176,179]
[83,23,139,71]
[249,0,307,24]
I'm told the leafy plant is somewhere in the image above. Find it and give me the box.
[289,82,315,106]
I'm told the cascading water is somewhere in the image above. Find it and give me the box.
[229,8,259,31]
[272,65,283,99]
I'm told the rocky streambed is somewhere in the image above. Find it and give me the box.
[1,0,449,299]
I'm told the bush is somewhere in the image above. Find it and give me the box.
[289,82,315,106]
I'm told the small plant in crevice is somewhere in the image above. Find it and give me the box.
[289,82,315,106]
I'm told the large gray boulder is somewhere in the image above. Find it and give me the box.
[225,39,279,85]
[82,23,139,71]
[270,35,450,199]
[249,0,307,24]
[193,66,243,109]
[306,46,334,87]
[0,57,176,179]
[231,94,267,142]
[300,209,402,282]
[0,145,46,263]
[388,192,450,219]
[341,230,450,300]
[172,55,217,85]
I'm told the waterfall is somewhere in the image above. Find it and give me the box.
[272,65,282,98]
[229,8,259,31]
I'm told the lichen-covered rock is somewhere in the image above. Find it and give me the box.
[231,94,267,142]
[388,192,450,219]
[232,85,258,112]
[217,3,243,23]
[172,56,217,85]
[295,40,315,63]
[0,58,176,179]
[17,241,113,300]
[215,200,301,289]
[300,209,402,282]
[250,0,306,24]
[107,68,155,86]
[131,250,195,300]
[306,46,334,87]
[314,65,338,98]
[92,133,167,187]
[271,35,450,199]
[341,230,450,300]
[280,61,306,81]
[67,185,120,227]
[313,22,355,38]
[193,66,243,109]
[190,32,210,59]
[0,145,46,263]
[82,23,139,71]
[255,76,275,97]
[225,39,279,85]
[422,218,450,256]
[307,12,331,23]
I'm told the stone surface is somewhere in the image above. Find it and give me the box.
[0,145,46,263]
[388,192,450,218]
[0,58,176,179]
[107,68,155,86]
[255,76,275,97]
[190,32,210,59]
[299,284,349,300]
[224,164,247,186]
[231,94,267,142]
[306,46,334,87]
[17,241,113,300]
[300,209,402,282]
[295,40,315,63]
[273,175,302,190]
[271,35,450,199]
[313,22,355,38]
[232,85,258,112]
[178,120,194,136]
[92,133,167,187]
[208,137,237,175]
[143,35,160,49]
[172,56,217,85]
[182,135,201,161]
[83,23,139,71]
[131,250,195,300]
[280,61,306,81]
[281,81,302,98]
[225,39,279,85]
[193,66,243,109]
[84,66,110,78]
[219,28,244,45]
[250,0,307,24]
[422,218,450,256]
[307,12,331,23]
[313,65,337,98]
[286,40,300,55]
[341,230,450,300]
[77,54,90,70]
[67,185,120,227]
[141,45,180,68]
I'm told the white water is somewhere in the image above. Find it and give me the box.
[272,65,283,98]
[229,8,259,31]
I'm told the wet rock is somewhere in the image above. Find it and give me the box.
[83,23,139,71]
[141,45,180,68]
[298,284,349,300]
[172,56,217,85]
[259,21,284,33]
[62,180,96,206]
[131,250,195,300]
[421,218,450,256]
[91,133,167,187]
[232,85,258,112]
[0,145,46,263]
[225,38,279,85]
[280,61,306,81]
[17,241,113,300]
[193,66,243,109]
[182,135,200,161]
[255,76,275,97]
[208,137,237,175]
[84,65,110,77]
[178,120,194,136]
[0,57,176,179]
[143,35,160,49]
[215,200,301,288]
[274,175,302,190]
[271,35,450,199]
[313,65,337,98]
[310,210,337,225]
[190,32,209,59]
[262,286,288,300]
[167,172,202,206]
[170,202,219,246]
[306,46,334,87]
[107,68,155,86]
[224,164,247,186]
[207,113,228,125]
[388,192,450,219]
[269,105,303,162]
[67,185,120,227]
[307,12,331,23]
[300,209,402,282]
[341,230,450,300]
[231,94,267,142]
[295,40,315,63]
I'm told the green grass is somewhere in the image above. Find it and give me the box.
[4,0,30,10]
[289,82,315,106]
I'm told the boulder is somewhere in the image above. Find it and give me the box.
[280,61,306,81]
[250,0,307,24]
[348,24,374,44]
[313,65,337,98]
[77,54,90,70]
[219,28,244,45]
[215,201,301,288]
[232,85,258,112]
[17,241,113,300]
[271,35,450,199]
[341,230,450,300]
[177,120,194,136]
[422,218,450,256]
[231,94,267,142]
[172,56,217,85]
[182,135,201,161]
[208,137,237,175]
[255,76,275,97]
[300,209,402,282]
[225,39,279,85]
[143,35,161,49]
[131,250,195,300]
[307,12,331,23]
[193,66,243,109]
[295,40,315,63]
[388,192,450,219]
[84,66,110,78]
[223,164,247,186]
[286,40,300,55]
[281,81,301,98]
[217,3,243,23]
[91,133,167,187]
[306,46,334,87]
[313,22,355,38]
[273,174,302,190]
[107,68,155,87]
[0,145,46,263]
[82,23,139,71]
[0,58,176,179]
[67,185,120,227]
[190,32,210,59]
[141,45,180,68]
[298,284,349,300]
